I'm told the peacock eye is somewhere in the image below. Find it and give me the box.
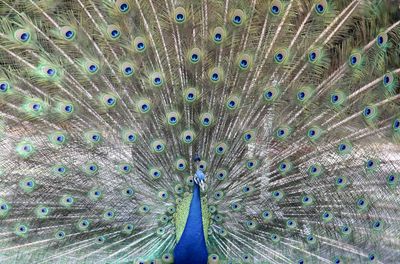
[238,54,253,70]
[20,33,30,41]
[275,53,284,62]
[117,1,130,13]
[174,7,186,23]
[89,65,97,72]
[0,82,9,92]
[111,30,120,38]
[137,43,143,49]
[271,5,279,14]
[192,54,198,60]
[124,67,132,75]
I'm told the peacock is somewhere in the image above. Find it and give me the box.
[0,0,400,263]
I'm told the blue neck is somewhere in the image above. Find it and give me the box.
[173,184,208,263]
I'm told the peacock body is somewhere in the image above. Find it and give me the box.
[0,0,400,263]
